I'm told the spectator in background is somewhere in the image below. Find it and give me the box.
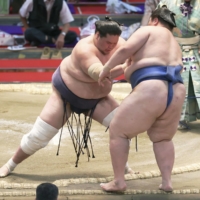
[141,0,160,26]
[36,183,58,200]
[125,0,160,39]
[19,0,77,49]
[9,0,25,14]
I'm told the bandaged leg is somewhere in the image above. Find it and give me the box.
[102,108,118,127]
[0,158,17,177]
[102,109,136,174]
[0,117,58,178]
[21,116,59,155]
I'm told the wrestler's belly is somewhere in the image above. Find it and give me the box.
[61,72,112,99]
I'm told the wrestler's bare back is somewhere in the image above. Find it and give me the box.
[59,35,124,99]
[124,26,183,80]
[113,26,186,141]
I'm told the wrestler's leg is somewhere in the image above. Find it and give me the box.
[148,126,175,192]
[153,140,174,192]
[92,94,119,123]
[0,87,70,177]
[147,83,186,192]
[147,135,176,192]
[100,89,162,192]
[124,139,136,174]
[92,94,135,175]
[100,127,129,192]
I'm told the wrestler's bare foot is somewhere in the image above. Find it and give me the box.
[124,166,139,175]
[0,164,11,178]
[100,180,126,192]
[159,183,173,192]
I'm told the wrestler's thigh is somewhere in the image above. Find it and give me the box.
[40,86,71,129]
[92,94,119,123]
[109,91,165,139]
[148,83,186,142]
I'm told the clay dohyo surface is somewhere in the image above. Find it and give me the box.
[0,84,200,199]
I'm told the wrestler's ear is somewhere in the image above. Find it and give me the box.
[95,31,101,40]
[152,17,159,26]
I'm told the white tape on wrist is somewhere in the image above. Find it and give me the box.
[88,63,104,81]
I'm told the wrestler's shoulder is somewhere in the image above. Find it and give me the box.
[117,37,126,45]
[76,35,93,46]
[119,36,126,42]
[139,26,156,31]
[140,26,169,34]
[73,36,96,55]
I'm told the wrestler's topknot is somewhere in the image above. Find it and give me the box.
[151,6,176,30]
[104,16,124,26]
[95,16,122,37]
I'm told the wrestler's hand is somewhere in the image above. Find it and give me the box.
[126,58,132,66]
[98,68,111,86]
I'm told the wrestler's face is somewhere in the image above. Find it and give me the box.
[96,33,119,55]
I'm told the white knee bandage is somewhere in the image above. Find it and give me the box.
[102,108,118,127]
[20,117,58,155]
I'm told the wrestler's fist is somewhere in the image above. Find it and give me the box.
[98,68,111,86]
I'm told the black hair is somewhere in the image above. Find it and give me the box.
[95,16,122,37]
[36,183,58,200]
[151,6,176,31]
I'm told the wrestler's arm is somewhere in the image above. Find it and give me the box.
[110,66,124,79]
[109,37,130,79]
[76,45,104,81]
[110,59,132,79]
[105,28,149,70]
